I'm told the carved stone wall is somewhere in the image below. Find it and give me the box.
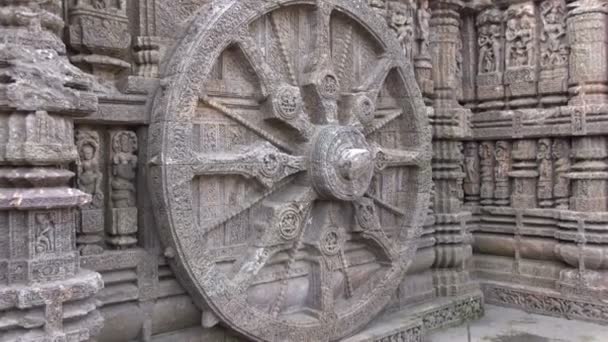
[462,0,608,326]
[3,0,608,341]
[0,2,103,341]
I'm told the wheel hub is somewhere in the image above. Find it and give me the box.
[310,125,375,201]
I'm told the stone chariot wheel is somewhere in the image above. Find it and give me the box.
[148,1,431,341]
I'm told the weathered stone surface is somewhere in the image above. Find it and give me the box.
[3,0,608,341]
[149,1,431,340]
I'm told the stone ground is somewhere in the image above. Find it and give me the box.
[427,305,608,342]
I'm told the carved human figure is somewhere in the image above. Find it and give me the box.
[416,0,430,58]
[111,131,138,208]
[540,0,568,66]
[77,131,104,208]
[478,22,501,73]
[479,142,495,204]
[464,142,480,199]
[505,4,535,68]
[494,142,510,183]
[389,2,416,59]
[494,141,511,205]
[455,39,464,100]
[553,139,571,208]
[537,139,553,207]
[35,213,54,254]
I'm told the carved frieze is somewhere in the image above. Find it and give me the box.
[484,284,608,324]
[68,0,132,79]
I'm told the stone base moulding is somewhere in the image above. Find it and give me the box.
[482,282,608,325]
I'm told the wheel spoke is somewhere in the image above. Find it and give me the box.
[353,198,397,262]
[362,109,402,137]
[231,245,283,292]
[354,57,395,94]
[300,3,339,124]
[308,256,335,320]
[341,57,399,132]
[231,186,316,295]
[270,12,298,85]
[253,186,316,246]
[192,142,305,189]
[309,3,333,71]
[338,249,354,298]
[269,188,315,316]
[262,84,314,140]
[197,176,293,239]
[335,25,354,82]
[203,97,295,153]
[365,192,407,217]
[235,30,281,97]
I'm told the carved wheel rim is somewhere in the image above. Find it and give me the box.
[149,1,431,341]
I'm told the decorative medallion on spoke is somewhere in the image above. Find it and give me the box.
[149,1,431,341]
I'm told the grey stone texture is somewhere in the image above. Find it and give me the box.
[1,0,607,341]
[429,304,608,342]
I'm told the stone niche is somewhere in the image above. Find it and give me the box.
[3,0,608,341]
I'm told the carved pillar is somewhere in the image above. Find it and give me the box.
[509,140,538,209]
[463,142,480,207]
[479,141,495,206]
[567,0,608,105]
[566,137,608,212]
[133,36,160,78]
[476,8,504,110]
[433,141,465,214]
[430,0,470,137]
[431,141,474,296]
[537,139,554,208]
[539,0,569,106]
[0,2,103,341]
[107,130,139,249]
[68,0,131,84]
[557,136,608,299]
[494,141,511,206]
[504,3,538,108]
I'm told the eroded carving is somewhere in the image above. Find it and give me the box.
[108,130,138,249]
[148,2,431,340]
[76,129,105,255]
